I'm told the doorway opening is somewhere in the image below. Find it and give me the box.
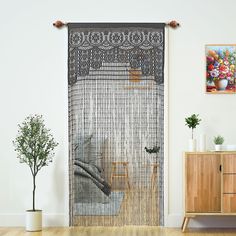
[68,23,165,226]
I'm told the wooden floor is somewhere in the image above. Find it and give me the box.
[74,187,159,226]
[1,227,236,236]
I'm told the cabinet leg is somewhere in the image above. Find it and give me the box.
[181,217,186,230]
[182,217,190,232]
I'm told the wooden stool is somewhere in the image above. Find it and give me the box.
[151,163,159,191]
[110,162,131,190]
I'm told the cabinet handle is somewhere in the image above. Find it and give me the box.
[219,165,222,172]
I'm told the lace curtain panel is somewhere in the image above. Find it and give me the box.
[68,23,165,226]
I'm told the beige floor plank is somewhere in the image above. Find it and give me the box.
[1,227,236,236]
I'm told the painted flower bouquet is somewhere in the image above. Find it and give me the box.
[206,45,236,92]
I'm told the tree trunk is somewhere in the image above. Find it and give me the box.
[33,175,36,211]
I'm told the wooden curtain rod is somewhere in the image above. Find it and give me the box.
[53,20,180,29]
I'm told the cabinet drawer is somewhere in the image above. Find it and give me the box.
[223,175,236,193]
[223,194,236,213]
[223,155,236,173]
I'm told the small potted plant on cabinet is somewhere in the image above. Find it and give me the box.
[13,115,58,231]
[214,135,224,151]
[185,114,201,152]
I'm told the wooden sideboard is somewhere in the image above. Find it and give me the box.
[182,152,236,232]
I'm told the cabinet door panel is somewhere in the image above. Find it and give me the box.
[223,175,236,193]
[223,194,236,213]
[185,154,221,212]
[223,154,236,173]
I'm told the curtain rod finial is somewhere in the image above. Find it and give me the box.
[53,20,67,28]
[167,20,180,29]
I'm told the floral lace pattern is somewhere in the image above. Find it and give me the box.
[68,25,164,85]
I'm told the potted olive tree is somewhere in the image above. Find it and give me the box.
[13,115,58,231]
[185,114,201,151]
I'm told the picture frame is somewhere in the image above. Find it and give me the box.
[206,44,236,94]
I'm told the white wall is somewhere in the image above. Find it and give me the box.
[1,0,236,228]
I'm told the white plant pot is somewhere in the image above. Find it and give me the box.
[188,139,196,152]
[26,210,42,232]
[215,145,222,151]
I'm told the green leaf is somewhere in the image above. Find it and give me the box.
[185,114,201,129]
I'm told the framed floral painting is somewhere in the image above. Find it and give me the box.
[206,44,236,94]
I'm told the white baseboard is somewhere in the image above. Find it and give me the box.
[0,213,69,227]
[165,213,236,228]
[165,214,183,227]
[2,213,236,228]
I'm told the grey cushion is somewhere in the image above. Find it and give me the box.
[75,134,104,170]
[74,175,110,203]
[75,134,93,164]
[90,135,103,170]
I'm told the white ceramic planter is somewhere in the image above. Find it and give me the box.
[26,210,42,232]
[188,139,196,152]
[215,144,221,151]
